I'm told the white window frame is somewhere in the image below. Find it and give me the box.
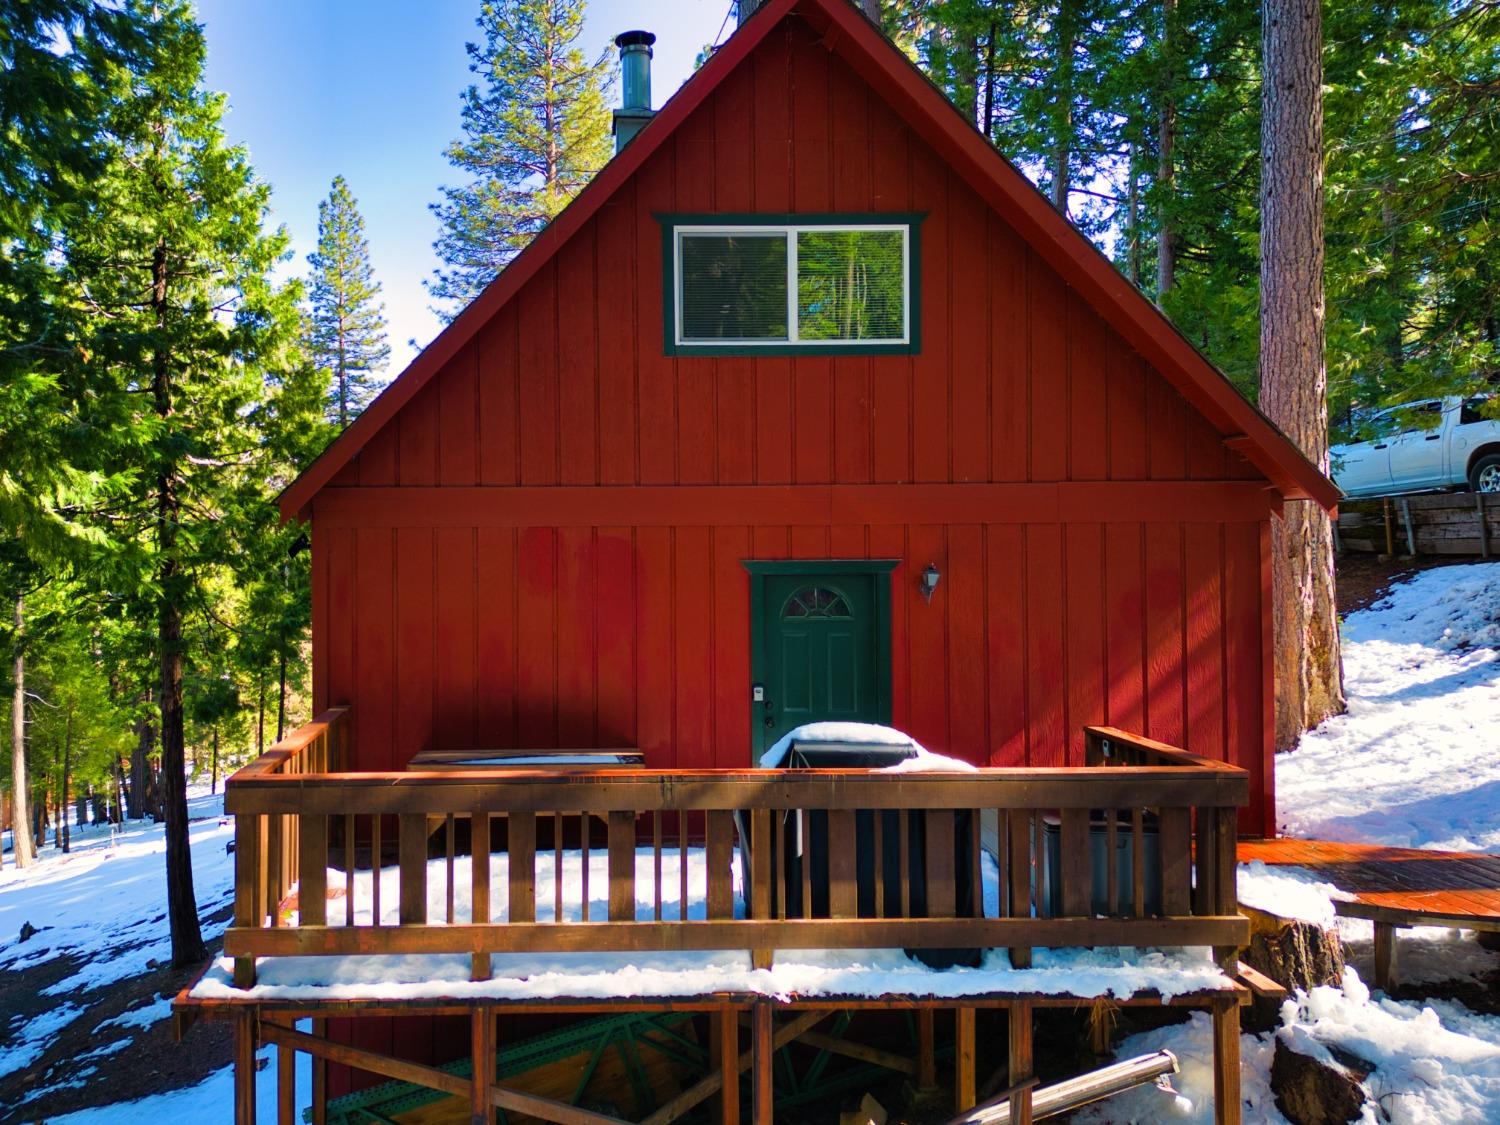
[672,222,911,348]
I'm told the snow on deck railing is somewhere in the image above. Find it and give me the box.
[223,713,1249,989]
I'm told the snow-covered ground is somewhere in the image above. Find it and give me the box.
[1079,562,1500,1124]
[1278,563,1500,851]
[5,563,1500,1123]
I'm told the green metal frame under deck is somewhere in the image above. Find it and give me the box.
[657,212,926,356]
[744,559,898,757]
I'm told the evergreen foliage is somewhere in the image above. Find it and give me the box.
[429,0,613,313]
[307,175,389,428]
[902,0,1500,416]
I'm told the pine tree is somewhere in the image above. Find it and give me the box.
[429,0,613,313]
[63,0,307,966]
[1261,0,1343,746]
[307,176,388,428]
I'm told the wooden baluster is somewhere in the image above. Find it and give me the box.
[233,810,263,988]
[898,809,911,916]
[445,813,456,925]
[995,810,1008,918]
[299,813,328,927]
[827,809,857,918]
[924,810,956,918]
[608,810,636,922]
[1059,807,1090,918]
[581,810,591,922]
[399,814,428,925]
[1131,808,1146,918]
[553,812,564,923]
[509,811,536,924]
[1106,809,1120,917]
[371,814,382,925]
[1194,806,1219,917]
[1159,807,1192,917]
[679,811,690,922]
[267,811,284,927]
[872,809,884,917]
[774,812,787,921]
[652,810,663,922]
[472,812,491,981]
[1008,810,1032,968]
[800,810,813,919]
[344,813,355,928]
[1032,813,1047,918]
[968,809,983,918]
[706,810,735,921]
[751,810,774,970]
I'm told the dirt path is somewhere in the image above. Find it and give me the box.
[0,902,233,1123]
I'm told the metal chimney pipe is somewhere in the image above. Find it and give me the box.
[612,30,656,154]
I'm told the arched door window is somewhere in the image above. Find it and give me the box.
[781,586,853,619]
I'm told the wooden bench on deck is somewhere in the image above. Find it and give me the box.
[1238,837,1500,990]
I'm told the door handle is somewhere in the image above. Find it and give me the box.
[1425,434,1441,441]
[1373,443,1388,450]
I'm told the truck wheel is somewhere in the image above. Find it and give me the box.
[1470,453,1500,493]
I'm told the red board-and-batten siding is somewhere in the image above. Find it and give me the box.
[308,18,1275,831]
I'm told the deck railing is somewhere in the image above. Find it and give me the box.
[224,712,1248,988]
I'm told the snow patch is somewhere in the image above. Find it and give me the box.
[1278,562,1500,851]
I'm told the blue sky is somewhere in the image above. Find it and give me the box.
[195,0,734,371]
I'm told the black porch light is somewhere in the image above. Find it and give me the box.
[920,563,941,603]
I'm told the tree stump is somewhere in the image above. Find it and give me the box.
[1240,905,1346,1032]
[1270,1033,1371,1125]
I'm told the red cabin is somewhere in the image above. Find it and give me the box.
[193,4,1342,1121]
[283,0,1334,841]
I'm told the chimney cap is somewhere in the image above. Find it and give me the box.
[615,29,656,49]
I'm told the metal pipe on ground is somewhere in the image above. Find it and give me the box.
[943,1050,1180,1125]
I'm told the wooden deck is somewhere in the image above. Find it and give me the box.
[1237,837,1500,988]
[191,712,1260,1125]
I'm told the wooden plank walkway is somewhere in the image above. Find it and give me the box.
[1238,838,1500,988]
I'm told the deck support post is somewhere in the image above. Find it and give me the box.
[274,1014,295,1125]
[234,1008,258,1125]
[955,1006,976,1112]
[917,1009,936,1089]
[311,1017,327,1125]
[1374,921,1398,991]
[715,1005,740,1125]
[471,1005,494,1125]
[1007,1002,1033,1125]
[1211,995,1242,1125]
[751,1002,773,1125]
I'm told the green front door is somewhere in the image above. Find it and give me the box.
[748,563,895,756]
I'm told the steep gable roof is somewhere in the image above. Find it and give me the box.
[281,0,1339,520]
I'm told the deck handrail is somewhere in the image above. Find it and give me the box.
[226,711,1249,989]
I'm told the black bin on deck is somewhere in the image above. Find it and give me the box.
[740,739,981,969]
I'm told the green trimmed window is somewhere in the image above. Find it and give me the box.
[660,214,922,356]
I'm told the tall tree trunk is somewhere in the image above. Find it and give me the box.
[128,703,149,820]
[256,672,266,757]
[1126,142,1143,286]
[10,595,34,867]
[1051,0,1077,213]
[1156,0,1178,299]
[210,725,219,795]
[152,235,205,966]
[276,644,287,743]
[112,758,126,825]
[61,705,73,853]
[1260,0,1344,750]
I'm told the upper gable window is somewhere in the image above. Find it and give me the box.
[659,214,922,356]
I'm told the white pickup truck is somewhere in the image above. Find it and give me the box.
[1332,396,1500,499]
